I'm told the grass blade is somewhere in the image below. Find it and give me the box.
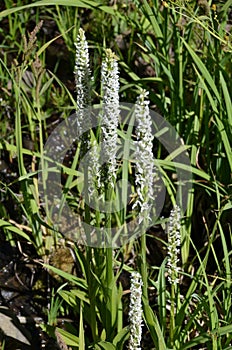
[182,39,221,103]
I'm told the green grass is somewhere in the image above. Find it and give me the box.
[0,0,232,349]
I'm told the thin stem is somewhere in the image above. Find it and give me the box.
[140,230,148,300]
[105,187,114,340]
[170,280,176,347]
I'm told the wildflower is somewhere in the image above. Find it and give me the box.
[133,90,154,222]
[100,49,120,189]
[74,28,95,204]
[166,205,181,285]
[128,272,143,350]
[74,28,91,134]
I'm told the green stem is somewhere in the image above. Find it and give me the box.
[105,187,114,340]
[84,156,98,342]
[86,247,98,342]
[105,246,113,339]
[170,283,175,347]
[140,231,148,299]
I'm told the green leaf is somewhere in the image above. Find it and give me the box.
[0,219,32,242]
[142,297,166,350]
[113,326,129,350]
[182,39,221,103]
[181,333,211,349]
[220,72,232,127]
[156,159,210,181]
[222,202,232,211]
[43,264,88,289]
[0,0,116,18]
[222,0,232,13]
[156,260,167,331]
[139,0,163,40]
[79,303,85,349]
[214,115,232,173]
[216,323,232,336]
[55,327,79,347]
[95,341,116,350]
[193,66,218,113]
[37,27,74,56]
[60,289,90,304]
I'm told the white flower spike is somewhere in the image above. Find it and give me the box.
[101,49,120,188]
[133,90,154,222]
[167,205,181,285]
[74,28,91,134]
[128,272,143,350]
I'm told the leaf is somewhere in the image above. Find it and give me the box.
[214,115,232,173]
[156,260,167,331]
[215,323,232,336]
[222,202,232,211]
[112,326,129,350]
[59,289,90,304]
[142,297,166,350]
[79,303,85,349]
[58,291,77,308]
[182,39,221,103]
[156,159,210,181]
[222,0,232,13]
[95,341,116,350]
[0,219,32,242]
[55,327,79,347]
[0,0,116,18]
[139,0,163,40]
[181,333,211,349]
[220,72,232,127]
[43,264,88,289]
[193,66,218,113]
[37,27,74,56]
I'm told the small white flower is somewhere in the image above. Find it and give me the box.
[100,49,120,189]
[74,28,92,134]
[167,205,181,285]
[133,90,154,222]
[128,272,143,350]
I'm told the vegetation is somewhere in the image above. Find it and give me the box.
[0,0,232,349]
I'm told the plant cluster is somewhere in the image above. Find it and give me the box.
[0,0,232,349]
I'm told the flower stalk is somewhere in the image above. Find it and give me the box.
[133,90,154,223]
[74,28,98,341]
[101,48,120,190]
[167,205,181,286]
[133,90,155,302]
[166,205,181,347]
[74,27,92,134]
[128,272,143,350]
[100,49,120,337]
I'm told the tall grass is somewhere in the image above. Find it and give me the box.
[0,0,232,349]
